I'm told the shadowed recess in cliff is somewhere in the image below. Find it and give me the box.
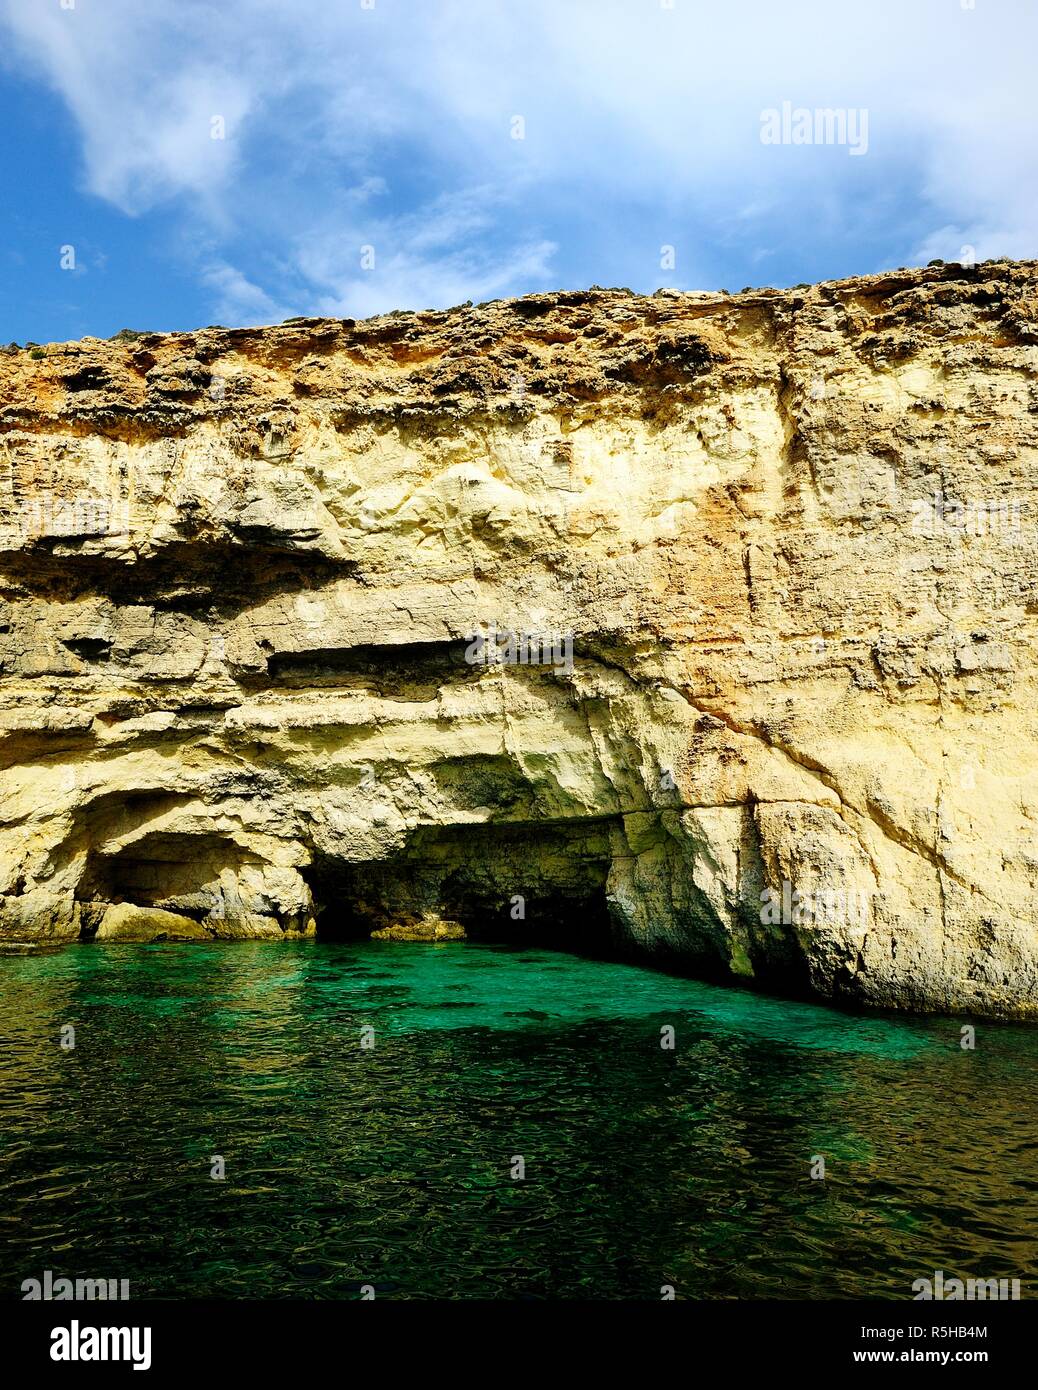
[76,832,260,923]
[0,542,361,612]
[265,639,482,695]
[303,819,619,951]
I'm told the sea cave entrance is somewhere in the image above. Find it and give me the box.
[302,818,619,953]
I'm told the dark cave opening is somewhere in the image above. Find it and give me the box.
[74,831,259,934]
[302,819,620,954]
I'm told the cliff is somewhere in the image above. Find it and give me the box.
[2,259,1038,1017]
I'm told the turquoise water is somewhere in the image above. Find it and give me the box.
[1,941,1036,1299]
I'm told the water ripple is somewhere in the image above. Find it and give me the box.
[1,941,1036,1299]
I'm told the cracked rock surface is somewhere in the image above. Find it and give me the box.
[2,260,1038,1016]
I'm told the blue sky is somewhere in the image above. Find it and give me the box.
[1,0,1035,344]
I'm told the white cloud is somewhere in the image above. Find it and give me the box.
[2,0,1035,320]
[201,262,293,327]
[311,235,559,322]
[2,0,254,213]
[291,186,557,319]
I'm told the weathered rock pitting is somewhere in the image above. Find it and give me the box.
[3,261,1038,1016]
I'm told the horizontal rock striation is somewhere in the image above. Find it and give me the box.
[2,260,1038,1016]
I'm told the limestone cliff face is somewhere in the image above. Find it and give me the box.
[2,261,1038,1017]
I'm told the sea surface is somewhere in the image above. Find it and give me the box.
[1,940,1036,1300]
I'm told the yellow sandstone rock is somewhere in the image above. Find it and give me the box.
[95,903,213,942]
[1,261,1036,1015]
[370,916,467,942]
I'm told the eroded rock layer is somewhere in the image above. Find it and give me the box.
[3,261,1038,1016]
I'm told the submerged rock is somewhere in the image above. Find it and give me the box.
[1,263,1037,1015]
[370,916,467,942]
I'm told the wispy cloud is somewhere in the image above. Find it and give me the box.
[200,262,292,327]
[293,186,557,319]
[2,0,1035,326]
